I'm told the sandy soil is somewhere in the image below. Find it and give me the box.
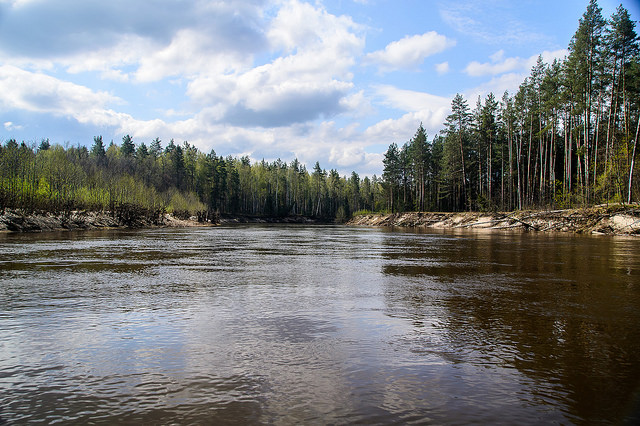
[0,210,212,233]
[347,205,640,235]
[3,205,639,235]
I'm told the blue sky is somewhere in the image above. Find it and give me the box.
[1,0,638,175]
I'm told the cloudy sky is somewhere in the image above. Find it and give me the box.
[1,0,638,175]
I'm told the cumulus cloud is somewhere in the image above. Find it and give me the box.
[329,144,366,167]
[364,32,455,71]
[134,30,250,82]
[464,72,527,102]
[0,0,266,58]
[464,49,568,76]
[0,0,378,172]
[375,85,450,114]
[0,0,268,83]
[185,0,364,127]
[282,122,383,175]
[0,0,385,175]
[339,90,375,117]
[0,65,124,125]
[435,61,450,75]
[368,85,452,139]
[0,0,367,131]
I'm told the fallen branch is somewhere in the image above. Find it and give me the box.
[503,215,540,231]
[454,217,508,228]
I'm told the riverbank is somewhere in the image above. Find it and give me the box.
[0,209,213,233]
[4,206,640,235]
[347,205,640,235]
[0,209,329,232]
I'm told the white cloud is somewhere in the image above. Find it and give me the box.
[490,49,505,62]
[339,90,374,117]
[465,49,568,76]
[0,0,375,173]
[4,121,23,131]
[435,61,450,75]
[185,0,364,127]
[0,0,267,57]
[134,30,249,83]
[536,49,569,67]
[283,122,383,175]
[440,0,552,46]
[368,85,452,139]
[364,32,456,71]
[268,0,354,52]
[375,85,450,114]
[0,0,268,84]
[465,56,523,77]
[464,72,527,102]
[0,65,124,125]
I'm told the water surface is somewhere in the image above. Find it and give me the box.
[1,225,639,424]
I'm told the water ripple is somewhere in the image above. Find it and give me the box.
[1,226,639,424]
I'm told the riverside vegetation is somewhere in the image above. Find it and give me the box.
[1,1,639,233]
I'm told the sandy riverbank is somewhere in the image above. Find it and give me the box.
[3,205,639,235]
[0,209,212,233]
[0,209,330,232]
[347,205,640,235]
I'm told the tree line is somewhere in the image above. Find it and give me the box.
[382,1,640,212]
[0,135,388,221]
[2,1,638,220]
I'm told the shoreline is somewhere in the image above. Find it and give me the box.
[0,209,214,233]
[2,205,639,235]
[0,210,328,233]
[346,205,640,236]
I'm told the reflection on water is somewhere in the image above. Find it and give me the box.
[1,226,639,424]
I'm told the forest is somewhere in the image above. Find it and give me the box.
[0,1,638,221]
[383,2,640,212]
[0,135,376,221]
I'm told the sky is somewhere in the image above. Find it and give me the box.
[1,0,638,176]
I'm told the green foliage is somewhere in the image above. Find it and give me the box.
[165,189,205,219]
[2,2,636,218]
[91,136,106,159]
[0,134,382,221]
[38,138,50,151]
[352,209,375,216]
[120,135,135,157]
[378,1,640,212]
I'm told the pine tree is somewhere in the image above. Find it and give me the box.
[38,138,50,152]
[566,0,605,203]
[442,94,472,209]
[120,134,135,158]
[382,143,401,212]
[149,138,162,158]
[91,136,106,165]
[409,123,429,211]
[480,93,498,206]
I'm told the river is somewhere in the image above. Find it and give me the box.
[1,225,639,424]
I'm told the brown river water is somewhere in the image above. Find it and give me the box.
[1,225,639,424]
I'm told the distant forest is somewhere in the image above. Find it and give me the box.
[1,0,638,220]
